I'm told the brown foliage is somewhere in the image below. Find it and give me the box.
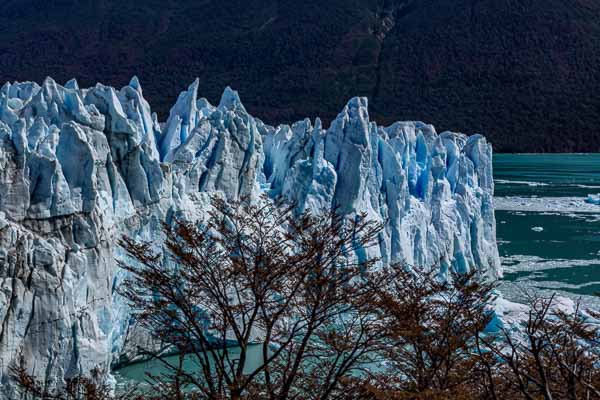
[358,268,497,400]
[117,195,388,400]
[12,196,600,399]
[479,295,600,400]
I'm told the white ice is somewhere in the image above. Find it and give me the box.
[0,77,500,395]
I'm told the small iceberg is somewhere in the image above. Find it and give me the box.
[531,226,544,232]
[586,194,600,205]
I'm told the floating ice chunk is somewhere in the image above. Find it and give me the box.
[531,226,544,232]
[488,294,531,332]
[495,179,549,187]
[585,193,600,205]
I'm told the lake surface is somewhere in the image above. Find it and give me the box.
[114,345,264,392]
[116,153,600,386]
[494,154,600,305]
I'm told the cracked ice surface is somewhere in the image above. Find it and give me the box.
[0,77,499,395]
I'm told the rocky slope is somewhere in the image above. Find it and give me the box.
[0,77,499,396]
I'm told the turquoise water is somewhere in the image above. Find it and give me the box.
[114,345,263,391]
[494,153,600,197]
[494,154,600,300]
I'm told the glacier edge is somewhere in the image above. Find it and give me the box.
[0,77,499,396]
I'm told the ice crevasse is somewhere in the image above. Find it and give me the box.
[0,77,500,395]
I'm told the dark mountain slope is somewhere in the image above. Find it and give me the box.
[1,0,599,152]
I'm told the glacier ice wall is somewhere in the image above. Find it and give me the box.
[0,77,499,395]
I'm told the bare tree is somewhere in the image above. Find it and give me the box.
[357,268,496,400]
[118,195,388,400]
[479,294,600,400]
[13,195,600,400]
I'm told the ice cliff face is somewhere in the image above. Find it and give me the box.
[0,77,499,395]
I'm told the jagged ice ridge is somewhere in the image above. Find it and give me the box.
[0,77,500,395]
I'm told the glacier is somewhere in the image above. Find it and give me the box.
[0,77,499,396]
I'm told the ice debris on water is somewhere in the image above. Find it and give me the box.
[586,194,600,205]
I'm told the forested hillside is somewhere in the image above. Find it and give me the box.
[1,0,599,151]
